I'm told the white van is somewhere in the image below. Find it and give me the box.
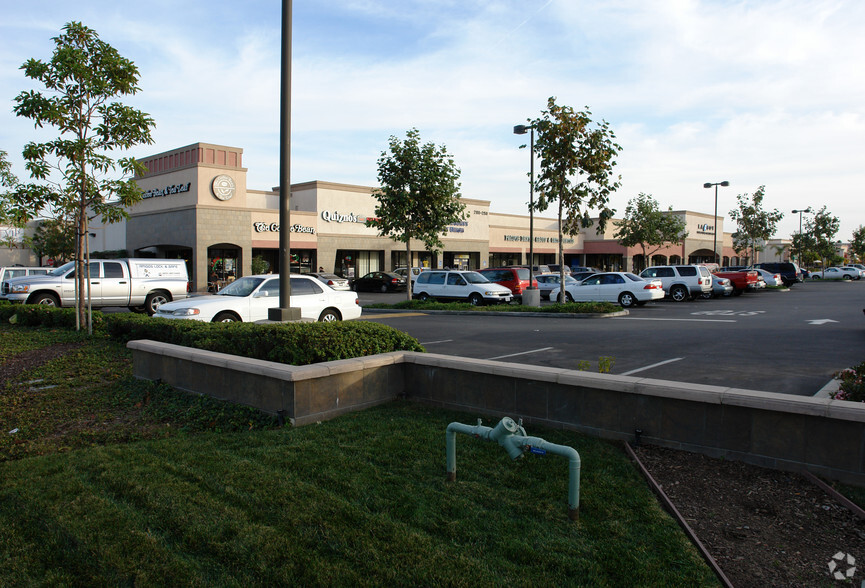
[412,270,513,306]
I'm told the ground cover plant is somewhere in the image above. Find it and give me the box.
[0,324,719,585]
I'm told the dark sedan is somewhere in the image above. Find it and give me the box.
[351,271,407,292]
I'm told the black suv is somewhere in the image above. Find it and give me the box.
[752,262,800,287]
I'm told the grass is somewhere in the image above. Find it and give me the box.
[365,299,623,314]
[0,325,719,586]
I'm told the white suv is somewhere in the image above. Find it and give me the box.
[639,265,712,301]
[413,270,513,305]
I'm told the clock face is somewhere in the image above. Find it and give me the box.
[211,174,236,201]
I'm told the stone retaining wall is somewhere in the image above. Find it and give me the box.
[128,340,865,485]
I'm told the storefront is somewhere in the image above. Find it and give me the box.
[90,141,754,293]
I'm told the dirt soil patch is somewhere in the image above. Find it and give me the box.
[634,445,865,587]
[0,343,84,386]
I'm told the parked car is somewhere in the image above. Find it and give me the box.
[548,264,572,275]
[639,265,713,301]
[0,266,51,300]
[752,262,801,286]
[535,273,579,300]
[841,266,865,279]
[701,275,734,299]
[393,266,427,285]
[810,267,861,280]
[307,272,350,290]
[549,272,664,308]
[412,270,513,305]
[713,268,760,295]
[569,266,597,273]
[750,268,784,287]
[478,267,538,300]
[351,271,407,292]
[154,274,361,322]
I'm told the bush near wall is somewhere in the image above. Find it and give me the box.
[0,305,424,366]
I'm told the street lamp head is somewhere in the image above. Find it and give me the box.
[704,181,730,188]
[703,183,712,189]
[720,181,730,187]
[513,125,529,135]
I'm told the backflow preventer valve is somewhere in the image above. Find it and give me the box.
[445,416,582,520]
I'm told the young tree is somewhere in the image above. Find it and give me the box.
[806,206,841,268]
[613,193,687,272]
[532,97,622,299]
[30,217,76,265]
[728,186,783,265]
[9,21,155,331]
[367,128,466,301]
[850,225,865,263]
[0,150,20,224]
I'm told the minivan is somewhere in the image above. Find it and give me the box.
[413,270,513,305]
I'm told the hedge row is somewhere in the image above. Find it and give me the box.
[0,305,425,365]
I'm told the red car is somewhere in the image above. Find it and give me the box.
[478,267,538,300]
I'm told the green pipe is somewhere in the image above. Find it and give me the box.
[445,417,581,520]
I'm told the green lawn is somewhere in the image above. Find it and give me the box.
[0,325,719,586]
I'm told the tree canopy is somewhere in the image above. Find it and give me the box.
[367,128,466,300]
[613,193,687,271]
[850,225,865,263]
[806,206,841,266]
[531,97,621,297]
[8,21,155,330]
[728,186,783,264]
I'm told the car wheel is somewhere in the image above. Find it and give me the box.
[843,275,852,281]
[468,293,483,306]
[145,291,170,316]
[318,308,341,322]
[565,292,574,303]
[417,292,430,302]
[811,275,821,280]
[618,292,635,308]
[380,284,388,292]
[212,312,240,322]
[671,286,688,302]
[31,293,59,306]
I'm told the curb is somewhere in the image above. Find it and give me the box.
[814,378,840,399]
[361,308,629,319]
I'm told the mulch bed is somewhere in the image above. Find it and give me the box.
[634,445,865,587]
[0,343,85,387]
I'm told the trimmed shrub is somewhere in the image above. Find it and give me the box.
[104,314,424,365]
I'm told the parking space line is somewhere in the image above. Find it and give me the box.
[419,339,453,345]
[620,357,685,376]
[614,317,737,323]
[486,347,555,360]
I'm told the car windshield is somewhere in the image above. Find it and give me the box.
[217,276,265,297]
[49,262,75,276]
[463,272,490,284]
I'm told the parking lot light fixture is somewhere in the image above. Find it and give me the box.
[792,207,812,265]
[703,181,730,265]
[514,124,538,301]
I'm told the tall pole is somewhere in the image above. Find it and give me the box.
[529,127,535,285]
[713,184,718,265]
[270,0,301,321]
[793,207,811,267]
[703,181,729,266]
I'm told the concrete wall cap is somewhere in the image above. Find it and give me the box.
[634,379,726,403]
[722,388,831,417]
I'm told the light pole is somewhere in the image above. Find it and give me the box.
[703,181,729,265]
[514,124,540,306]
[792,207,812,266]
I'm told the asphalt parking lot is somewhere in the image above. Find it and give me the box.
[358,281,865,397]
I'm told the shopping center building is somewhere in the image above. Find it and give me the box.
[85,142,759,293]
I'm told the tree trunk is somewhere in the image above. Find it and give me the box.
[557,201,565,303]
[405,238,413,302]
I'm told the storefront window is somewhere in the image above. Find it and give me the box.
[391,251,434,270]
[489,253,521,268]
[208,246,240,292]
[335,250,381,279]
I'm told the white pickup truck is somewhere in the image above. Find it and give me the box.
[2,258,189,315]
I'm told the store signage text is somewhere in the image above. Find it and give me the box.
[321,210,368,223]
[253,222,316,234]
[504,234,574,245]
[142,183,191,199]
[696,223,715,235]
[446,221,468,234]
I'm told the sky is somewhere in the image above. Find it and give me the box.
[1,0,863,241]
